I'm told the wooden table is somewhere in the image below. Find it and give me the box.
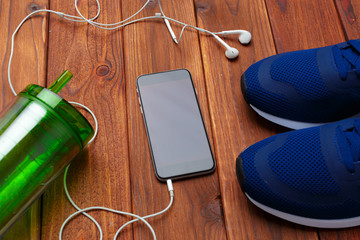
[1,0,360,239]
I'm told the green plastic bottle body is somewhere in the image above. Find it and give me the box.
[0,85,94,237]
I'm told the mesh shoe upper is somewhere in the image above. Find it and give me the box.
[237,118,360,220]
[268,127,339,195]
[242,40,360,123]
[270,50,329,101]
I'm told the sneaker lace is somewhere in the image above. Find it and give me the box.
[333,40,360,80]
[336,119,360,173]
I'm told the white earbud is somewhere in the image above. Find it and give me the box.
[213,34,239,59]
[218,30,252,45]
[225,47,240,59]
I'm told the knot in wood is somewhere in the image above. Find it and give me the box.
[148,0,157,8]
[28,3,40,12]
[195,2,210,12]
[96,65,110,77]
[201,194,224,223]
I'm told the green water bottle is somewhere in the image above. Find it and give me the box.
[0,71,94,237]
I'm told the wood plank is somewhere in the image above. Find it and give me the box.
[335,0,360,40]
[194,0,333,239]
[319,0,360,238]
[319,228,360,240]
[122,0,227,239]
[41,1,132,239]
[0,0,48,239]
[266,1,360,239]
[265,0,345,52]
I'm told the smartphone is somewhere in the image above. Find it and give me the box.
[136,69,215,181]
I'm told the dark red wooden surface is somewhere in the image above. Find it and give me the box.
[1,0,360,239]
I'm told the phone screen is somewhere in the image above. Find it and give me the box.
[137,69,215,180]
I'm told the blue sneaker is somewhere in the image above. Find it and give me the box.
[236,118,360,228]
[241,40,360,129]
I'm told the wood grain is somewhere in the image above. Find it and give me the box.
[193,0,318,239]
[193,0,348,239]
[122,0,227,239]
[320,0,360,239]
[2,0,360,239]
[41,0,131,239]
[335,0,360,40]
[265,0,345,52]
[266,1,360,240]
[0,0,48,239]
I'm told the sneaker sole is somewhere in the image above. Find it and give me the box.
[249,104,360,129]
[246,193,360,228]
[241,74,360,129]
[249,104,326,129]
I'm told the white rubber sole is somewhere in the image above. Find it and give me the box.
[246,193,360,228]
[250,104,360,130]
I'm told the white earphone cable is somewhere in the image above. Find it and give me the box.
[59,102,174,240]
[7,0,249,238]
[8,0,251,95]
